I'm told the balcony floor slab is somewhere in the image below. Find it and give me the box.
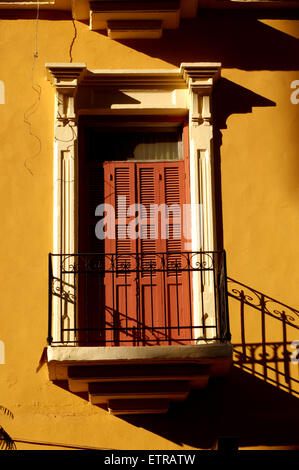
[47,343,232,380]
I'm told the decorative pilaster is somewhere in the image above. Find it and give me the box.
[181,63,221,341]
[46,63,86,342]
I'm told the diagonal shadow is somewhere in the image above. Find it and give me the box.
[212,78,276,131]
[50,272,299,449]
[120,366,299,449]
[118,279,299,449]
[114,12,299,71]
[76,88,141,111]
[2,9,298,71]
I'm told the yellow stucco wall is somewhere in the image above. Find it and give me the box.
[0,15,299,450]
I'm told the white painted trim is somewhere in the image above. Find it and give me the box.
[0,340,5,364]
[47,343,232,364]
[47,344,233,381]
[46,63,221,344]
[0,80,4,104]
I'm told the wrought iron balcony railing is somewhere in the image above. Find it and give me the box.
[48,251,231,346]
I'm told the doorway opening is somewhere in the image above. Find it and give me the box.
[78,119,193,346]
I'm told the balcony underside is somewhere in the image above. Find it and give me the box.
[47,343,232,415]
[48,251,231,413]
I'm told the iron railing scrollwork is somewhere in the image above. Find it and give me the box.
[48,250,230,346]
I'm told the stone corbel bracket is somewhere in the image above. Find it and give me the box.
[181,63,221,125]
[46,63,87,125]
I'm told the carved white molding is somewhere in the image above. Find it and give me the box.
[46,64,86,343]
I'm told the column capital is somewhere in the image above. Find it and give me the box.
[180,62,221,95]
[46,63,87,95]
[46,64,86,125]
[180,63,220,125]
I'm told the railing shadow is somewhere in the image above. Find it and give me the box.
[50,275,205,346]
[227,277,299,397]
[77,306,192,347]
[121,280,299,448]
[49,273,299,448]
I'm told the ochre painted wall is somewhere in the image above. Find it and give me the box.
[0,16,298,450]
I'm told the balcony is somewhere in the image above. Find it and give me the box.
[47,251,232,414]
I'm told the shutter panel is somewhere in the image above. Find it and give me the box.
[163,163,185,271]
[103,162,138,345]
[136,164,162,344]
[164,165,182,253]
[104,162,136,261]
[135,161,187,345]
[115,166,134,269]
[137,165,158,275]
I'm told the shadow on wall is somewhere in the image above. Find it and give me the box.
[51,278,299,449]
[115,11,299,71]
[122,367,299,449]
[211,78,276,251]
[1,9,298,71]
[121,280,299,450]
[212,78,276,131]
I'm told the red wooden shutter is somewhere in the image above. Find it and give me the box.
[137,165,158,271]
[164,164,183,263]
[103,162,138,345]
[136,164,164,344]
